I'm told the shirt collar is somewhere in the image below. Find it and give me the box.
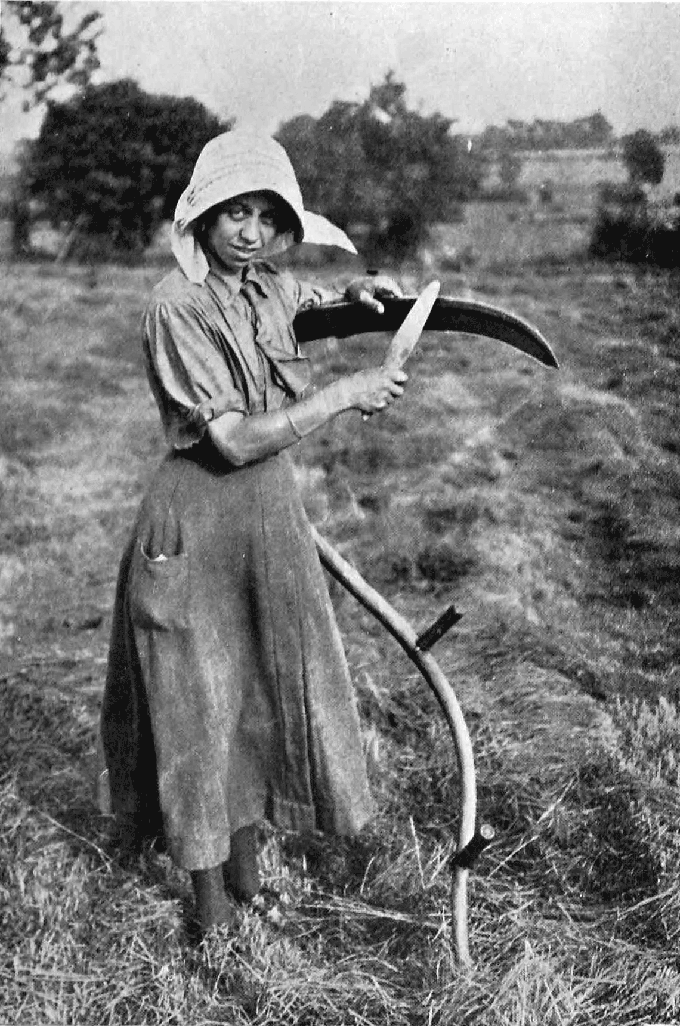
[206,259,276,299]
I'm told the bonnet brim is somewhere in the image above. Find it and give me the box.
[171,130,357,283]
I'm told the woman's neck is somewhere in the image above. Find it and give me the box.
[204,249,248,285]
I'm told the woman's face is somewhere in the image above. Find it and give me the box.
[204,191,283,272]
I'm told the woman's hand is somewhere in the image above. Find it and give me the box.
[345,275,402,314]
[208,366,407,466]
[338,366,408,416]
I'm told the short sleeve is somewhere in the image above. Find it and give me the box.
[143,299,247,450]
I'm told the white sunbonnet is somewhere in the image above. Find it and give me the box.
[171,129,357,282]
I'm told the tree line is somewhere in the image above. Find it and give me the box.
[479,113,616,152]
[478,114,680,153]
[2,4,490,259]
[10,69,488,260]
[2,1,678,264]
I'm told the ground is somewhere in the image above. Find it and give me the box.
[1,161,680,1023]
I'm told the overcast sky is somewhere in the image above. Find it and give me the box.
[2,1,680,151]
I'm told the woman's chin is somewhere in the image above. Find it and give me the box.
[207,253,255,276]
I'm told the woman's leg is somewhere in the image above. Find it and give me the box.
[223,824,261,903]
[190,865,237,931]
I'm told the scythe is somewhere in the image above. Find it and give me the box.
[294,294,558,965]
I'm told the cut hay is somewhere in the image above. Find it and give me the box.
[1,258,680,1023]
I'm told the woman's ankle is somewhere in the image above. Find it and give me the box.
[224,824,262,903]
[191,865,237,931]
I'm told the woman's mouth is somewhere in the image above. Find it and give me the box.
[231,246,260,259]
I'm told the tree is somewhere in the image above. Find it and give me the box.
[277,71,486,259]
[622,130,665,186]
[0,1,101,107]
[497,147,523,193]
[2,2,103,258]
[26,78,229,255]
[581,111,615,148]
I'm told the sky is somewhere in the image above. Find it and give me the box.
[2,1,680,155]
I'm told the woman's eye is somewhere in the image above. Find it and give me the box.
[226,205,247,220]
[261,213,276,227]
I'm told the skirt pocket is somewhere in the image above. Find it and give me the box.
[128,541,190,631]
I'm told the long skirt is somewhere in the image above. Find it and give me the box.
[100,444,373,870]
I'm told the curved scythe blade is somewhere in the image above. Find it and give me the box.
[294,296,558,368]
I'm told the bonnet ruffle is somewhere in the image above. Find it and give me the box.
[171,129,357,283]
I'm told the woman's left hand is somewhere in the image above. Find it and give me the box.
[345,275,402,314]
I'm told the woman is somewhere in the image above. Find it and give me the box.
[100,130,407,932]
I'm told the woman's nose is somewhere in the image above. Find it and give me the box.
[239,216,262,243]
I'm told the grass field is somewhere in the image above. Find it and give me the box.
[2,154,680,1023]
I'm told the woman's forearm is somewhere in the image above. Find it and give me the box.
[207,381,348,467]
[207,365,406,467]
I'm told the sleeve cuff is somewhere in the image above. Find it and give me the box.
[168,394,247,449]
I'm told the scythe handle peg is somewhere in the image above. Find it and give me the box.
[415,604,463,652]
[451,823,496,871]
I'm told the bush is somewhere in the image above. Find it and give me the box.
[26,78,228,256]
[589,181,680,266]
[597,181,646,206]
[590,201,655,264]
[497,148,523,192]
[622,129,665,186]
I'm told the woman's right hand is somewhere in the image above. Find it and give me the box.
[209,366,406,466]
[338,366,408,416]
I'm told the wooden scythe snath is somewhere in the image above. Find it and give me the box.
[294,297,558,965]
[312,526,482,965]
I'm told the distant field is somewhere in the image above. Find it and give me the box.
[521,145,680,195]
[521,148,624,190]
[432,201,591,271]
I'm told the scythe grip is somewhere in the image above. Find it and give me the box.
[416,604,463,652]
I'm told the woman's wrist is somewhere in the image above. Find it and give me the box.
[284,380,349,442]
[322,378,355,414]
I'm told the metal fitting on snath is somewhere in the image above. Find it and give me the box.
[415,604,463,652]
[450,823,496,871]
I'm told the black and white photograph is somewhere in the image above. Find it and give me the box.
[1,1,679,1021]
